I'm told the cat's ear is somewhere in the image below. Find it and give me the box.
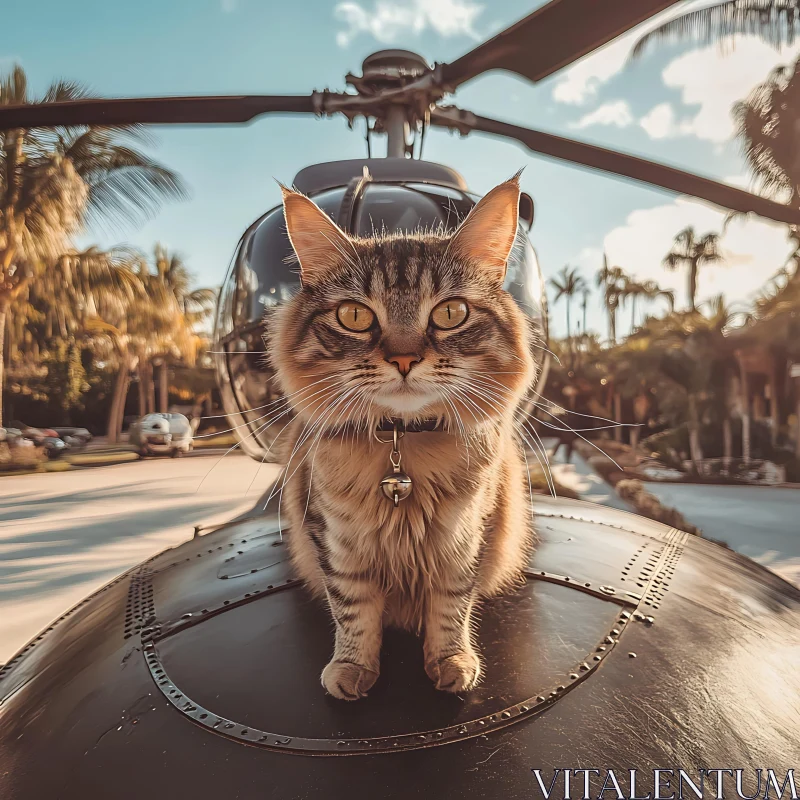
[281,185,354,284]
[449,174,520,282]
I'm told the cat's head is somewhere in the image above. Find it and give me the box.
[268,175,538,432]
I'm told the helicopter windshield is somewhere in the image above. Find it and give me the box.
[213,179,547,461]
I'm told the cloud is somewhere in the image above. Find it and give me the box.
[553,45,630,105]
[220,0,237,11]
[655,35,800,143]
[724,174,751,189]
[551,1,708,105]
[334,0,483,48]
[604,198,793,310]
[638,102,691,139]
[570,100,633,130]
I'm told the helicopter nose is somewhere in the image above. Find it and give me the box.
[386,354,422,377]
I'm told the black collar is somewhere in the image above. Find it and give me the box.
[375,418,444,433]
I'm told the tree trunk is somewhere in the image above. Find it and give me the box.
[613,392,622,443]
[137,359,147,418]
[689,261,698,312]
[565,301,571,341]
[722,417,732,475]
[739,358,751,464]
[158,361,168,412]
[107,355,132,443]
[145,360,156,414]
[687,393,703,473]
[0,301,6,429]
[609,307,616,345]
[768,356,779,448]
[630,426,639,451]
[795,382,800,459]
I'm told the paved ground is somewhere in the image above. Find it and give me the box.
[0,453,281,662]
[645,482,800,586]
[545,438,632,512]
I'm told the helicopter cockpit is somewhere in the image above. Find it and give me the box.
[213,158,548,460]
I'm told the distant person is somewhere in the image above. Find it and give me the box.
[556,427,577,464]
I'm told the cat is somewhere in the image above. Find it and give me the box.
[268,175,539,700]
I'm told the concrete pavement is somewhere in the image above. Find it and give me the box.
[645,482,800,587]
[546,438,633,512]
[0,453,281,662]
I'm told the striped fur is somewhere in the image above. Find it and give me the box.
[268,178,540,699]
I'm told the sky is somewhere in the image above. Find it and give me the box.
[5,0,798,338]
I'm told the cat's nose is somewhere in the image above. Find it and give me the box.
[386,354,422,377]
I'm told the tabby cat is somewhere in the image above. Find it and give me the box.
[269,175,539,700]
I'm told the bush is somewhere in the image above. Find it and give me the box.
[616,479,702,535]
[0,442,46,472]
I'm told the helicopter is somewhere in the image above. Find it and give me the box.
[1,1,799,798]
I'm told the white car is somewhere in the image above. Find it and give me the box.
[129,413,194,457]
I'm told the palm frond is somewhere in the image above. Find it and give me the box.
[631,0,800,60]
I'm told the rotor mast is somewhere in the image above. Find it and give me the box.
[345,50,434,159]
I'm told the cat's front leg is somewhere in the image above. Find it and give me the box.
[321,578,384,701]
[423,582,482,693]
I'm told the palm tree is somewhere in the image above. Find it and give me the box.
[631,0,800,60]
[146,245,216,411]
[622,278,647,331]
[595,255,625,344]
[734,58,800,212]
[663,227,724,312]
[627,279,676,328]
[0,65,185,425]
[549,265,587,339]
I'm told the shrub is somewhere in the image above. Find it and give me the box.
[616,479,702,535]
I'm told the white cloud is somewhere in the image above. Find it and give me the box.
[638,102,693,139]
[724,174,751,189]
[656,35,800,142]
[334,0,482,48]
[570,100,633,130]
[604,198,793,310]
[553,44,630,105]
[551,1,708,105]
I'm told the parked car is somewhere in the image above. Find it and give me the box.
[51,427,93,447]
[4,426,32,447]
[128,413,193,457]
[7,420,59,444]
[42,436,68,459]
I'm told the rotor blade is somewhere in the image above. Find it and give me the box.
[0,94,318,129]
[440,0,680,88]
[430,108,800,227]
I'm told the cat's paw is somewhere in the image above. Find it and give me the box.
[426,651,482,693]
[321,660,379,701]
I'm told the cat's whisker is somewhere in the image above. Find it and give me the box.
[205,349,262,354]
[261,385,350,512]
[535,404,624,471]
[435,387,472,467]
[275,384,367,531]
[519,420,557,498]
[192,373,340,427]
[450,379,557,498]
[232,383,346,499]
[271,384,364,524]
[301,387,370,527]
[533,399,633,428]
[532,417,634,434]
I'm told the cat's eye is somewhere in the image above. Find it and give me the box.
[430,299,469,330]
[336,301,375,332]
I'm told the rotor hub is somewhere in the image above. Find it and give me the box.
[349,50,432,96]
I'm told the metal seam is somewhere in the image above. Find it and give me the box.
[142,603,633,756]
